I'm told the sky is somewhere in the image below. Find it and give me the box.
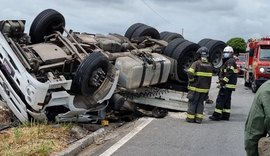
[0,0,269,43]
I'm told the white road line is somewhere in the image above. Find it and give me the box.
[99,118,154,156]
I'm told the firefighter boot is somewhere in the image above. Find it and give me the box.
[221,112,230,121]
[186,118,195,123]
[209,115,221,121]
[195,118,202,124]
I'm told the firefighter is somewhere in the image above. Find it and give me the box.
[244,80,270,156]
[186,47,213,123]
[209,46,238,121]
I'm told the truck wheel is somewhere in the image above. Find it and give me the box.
[131,25,160,39]
[244,82,251,87]
[30,9,65,44]
[198,38,212,47]
[71,52,109,96]
[163,38,186,57]
[124,23,145,40]
[171,41,200,81]
[244,74,251,87]
[160,31,170,40]
[204,40,226,72]
[163,32,183,42]
[251,78,258,93]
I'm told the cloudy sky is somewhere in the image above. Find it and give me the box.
[0,0,269,43]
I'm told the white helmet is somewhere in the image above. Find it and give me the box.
[223,46,234,58]
[223,46,234,53]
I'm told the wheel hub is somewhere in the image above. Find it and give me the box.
[89,68,106,87]
[212,50,222,67]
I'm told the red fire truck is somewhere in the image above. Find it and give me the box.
[244,38,270,93]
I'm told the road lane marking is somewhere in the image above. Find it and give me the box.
[99,118,154,156]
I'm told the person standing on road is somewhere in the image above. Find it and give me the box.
[244,80,270,156]
[186,47,213,123]
[209,46,238,121]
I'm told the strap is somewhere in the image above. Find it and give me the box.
[139,63,147,87]
[157,61,164,84]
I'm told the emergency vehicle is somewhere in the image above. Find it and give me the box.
[244,38,270,92]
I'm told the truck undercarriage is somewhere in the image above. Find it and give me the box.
[0,9,226,123]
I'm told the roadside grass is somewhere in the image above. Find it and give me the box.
[0,121,73,156]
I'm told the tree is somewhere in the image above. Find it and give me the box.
[226,37,246,55]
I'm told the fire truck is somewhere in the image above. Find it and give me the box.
[244,38,270,93]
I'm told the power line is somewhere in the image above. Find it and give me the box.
[141,0,173,25]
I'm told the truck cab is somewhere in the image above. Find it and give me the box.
[244,38,270,92]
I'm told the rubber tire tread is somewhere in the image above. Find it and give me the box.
[163,33,183,42]
[131,25,160,39]
[72,52,109,96]
[30,9,65,44]
[171,41,200,80]
[204,40,226,71]
[163,38,186,57]
[198,38,212,47]
[160,31,170,40]
[124,23,145,40]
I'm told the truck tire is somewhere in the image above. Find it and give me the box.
[204,40,226,72]
[198,38,212,47]
[244,81,251,87]
[30,9,65,44]
[124,23,145,40]
[251,77,258,93]
[71,52,109,96]
[163,32,183,42]
[160,31,170,40]
[131,25,160,39]
[171,41,200,80]
[163,38,186,57]
[244,74,251,87]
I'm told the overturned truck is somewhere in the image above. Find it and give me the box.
[0,9,226,122]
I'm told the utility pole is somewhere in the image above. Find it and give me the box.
[181,28,184,36]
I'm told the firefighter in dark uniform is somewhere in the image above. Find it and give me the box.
[209,46,238,121]
[186,47,213,123]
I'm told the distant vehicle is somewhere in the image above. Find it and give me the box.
[236,54,246,77]
[244,38,270,93]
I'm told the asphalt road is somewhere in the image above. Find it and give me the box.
[81,77,255,156]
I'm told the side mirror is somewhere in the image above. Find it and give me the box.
[249,49,254,57]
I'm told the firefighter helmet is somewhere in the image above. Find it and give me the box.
[223,46,234,58]
[196,46,209,58]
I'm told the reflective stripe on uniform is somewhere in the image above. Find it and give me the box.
[189,78,194,82]
[223,77,229,82]
[195,72,212,77]
[223,109,231,113]
[214,108,222,114]
[187,114,195,119]
[188,68,195,74]
[225,84,236,89]
[228,66,238,73]
[188,86,209,93]
[196,114,204,119]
